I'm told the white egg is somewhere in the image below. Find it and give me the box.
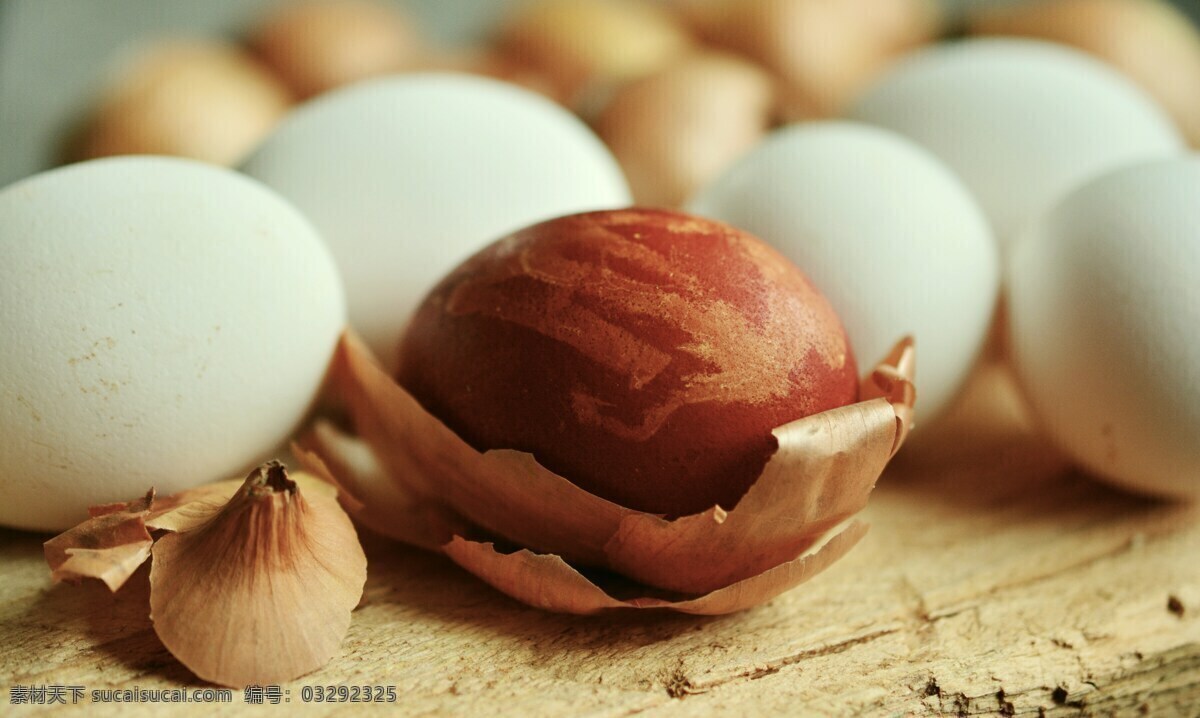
[0,157,345,531]
[850,38,1184,254]
[242,73,632,367]
[688,122,998,424]
[1009,157,1200,498]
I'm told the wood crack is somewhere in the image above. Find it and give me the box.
[913,528,1175,627]
[678,625,902,696]
[921,645,1200,717]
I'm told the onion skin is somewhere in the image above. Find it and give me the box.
[396,209,858,517]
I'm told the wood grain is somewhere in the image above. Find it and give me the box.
[2,363,1198,716]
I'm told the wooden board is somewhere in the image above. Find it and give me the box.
[2,363,1198,716]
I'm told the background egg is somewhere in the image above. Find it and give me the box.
[241,73,631,368]
[1008,157,1200,498]
[249,0,423,99]
[688,122,998,425]
[850,38,1184,253]
[0,157,345,531]
[74,40,293,167]
[498,0,693,107]
[595,51,775,209]
[673,0,940,120]
[968,0,1200,147]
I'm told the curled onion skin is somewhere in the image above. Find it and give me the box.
[298,332,914,614]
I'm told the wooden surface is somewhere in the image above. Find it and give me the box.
[2,363,1198,716]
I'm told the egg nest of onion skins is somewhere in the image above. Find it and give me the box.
[298,209,914,615]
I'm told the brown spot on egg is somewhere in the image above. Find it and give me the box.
[397,209,858,516]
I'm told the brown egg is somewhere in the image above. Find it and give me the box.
[970,0,1200,146]
[499,0,693,107]
[414,48,568,105]
[396,209,859,517]
[673,0,941,53]
[77,41,292,166]
[674,0,903,118]
[250,0,421,99]
[596,52,775,208]
[843,0,942,51]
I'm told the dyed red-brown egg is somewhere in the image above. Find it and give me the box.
[397,209,858,516]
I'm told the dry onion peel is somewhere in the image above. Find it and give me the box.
[295,429,472,552]
[602,400,894,594]
[442,521,869,616]
[143,479,242,533]
[44,462,367,687]
[43,489,157,592]
[43,480,238,591]
[314,331,638,566]
[300,333,914,614]
[149,462,366,687]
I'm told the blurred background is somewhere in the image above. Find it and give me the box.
[1,0,1199,187]
[0,0,491,187]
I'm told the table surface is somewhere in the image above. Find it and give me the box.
[2,5,1200,712]
[2,363,1198,717]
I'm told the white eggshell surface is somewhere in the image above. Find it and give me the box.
[0,157,345,531]
[242,73,632,367]
[1009,157,1200,498]
[689,122,998,424]
[851,39,1184,253]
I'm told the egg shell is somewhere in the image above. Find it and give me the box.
[969,0,1200,146]
[595,51,775,208]
[250,0,422,99]
[1008,157,1200,498]
[241,74,631,368]
[78,40,292,167]
[0,157,345,531]
[674,0,929,118]
[845,0,943,51]
[499,0,693,104]
[676,0,941,50]
[689,122,997,425]
[396,209,859,517]
[414,49,567,104]
[850,38,1184,252]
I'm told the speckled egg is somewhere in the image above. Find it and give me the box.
[0,157,345,531]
